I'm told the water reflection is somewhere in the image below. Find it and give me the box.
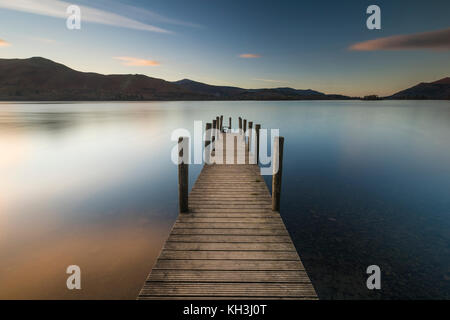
[0,101,449,299]
[0,218,169,299]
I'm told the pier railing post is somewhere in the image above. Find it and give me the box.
[248,121,253,153]
[255,124,261,164]
[205,122,212,164]
[212,119,217,151]
[239,117,242,133]
[220,115,223,131]
[216,116,220,139]
[272,136,284,211]
[178,137,189,214]
[229,117,232,129]
[205,122,212,148]
[243,119,247,138]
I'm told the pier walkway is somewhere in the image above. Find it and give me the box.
[138,118,317,299]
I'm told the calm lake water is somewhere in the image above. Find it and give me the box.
[0,100,449,299]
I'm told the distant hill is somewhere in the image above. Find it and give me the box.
[388,77,450,100]
[0,57,352,101]
[172,79,330,100]
[0,57,199,101]
[173,79,245,98]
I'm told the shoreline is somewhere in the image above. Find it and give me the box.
[0,98,449,103]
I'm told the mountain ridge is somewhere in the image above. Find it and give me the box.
[0,57,448,100]
[0,57,200,101]
[387,77,450,100]
[0,57,351,101]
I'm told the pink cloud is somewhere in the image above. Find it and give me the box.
[114,56,160,66]
[350,27,450,51]
[239,53,261,58]
[0,39,11,47]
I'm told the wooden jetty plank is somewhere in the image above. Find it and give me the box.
[139,296,314,300]
[188,201,272,206]
[189,195,270,199]
[138,130,317,300]
[175,217,284,223]
[139,283,317,298]
[167,234,292,243]
[189,208,278,213]
[159,250,300,260]
[154,259,305,271]
[174,220,286,227]
[147,270,311,283]
[171,228,288,236]
[185,213,281,218]
[163,242,296,251]
[174,222,285,229]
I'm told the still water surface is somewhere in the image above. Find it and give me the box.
[0,100,449,299]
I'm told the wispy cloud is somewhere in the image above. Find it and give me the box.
[252,78,287,83]
[239,53,261,58]
[109,2,202,29]
[0,0,172,33]
[114,57,160,66]
[0,39,10,47]
[350,27,450,51]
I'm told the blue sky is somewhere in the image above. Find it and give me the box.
[0,0,449,96]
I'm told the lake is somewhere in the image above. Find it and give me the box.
[0,100,449,299]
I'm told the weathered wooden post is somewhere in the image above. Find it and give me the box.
[222,130,226,164]
[212,119,217,151]
[205,123,212,148]
[272,136,284,211]
[220,115,223,131]
[242,119,247,143]
[255,124,261,164]
[229,117,232,129]
[178,137,189,213]
[205,122,211,164]
[216,116,220,139]
[239,117,242,132]
[248,121,253,152]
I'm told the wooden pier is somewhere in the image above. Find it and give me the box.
[138,117,317,300]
